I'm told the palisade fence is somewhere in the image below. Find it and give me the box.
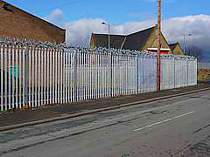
[0,40,197,111]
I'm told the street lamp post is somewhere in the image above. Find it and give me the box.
[102,22,111,49]
[157,0,161,92]
[184,33,192,54]
[102,22,113,96]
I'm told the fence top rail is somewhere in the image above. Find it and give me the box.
[161,54,196,60]
[0,37,196,60]
[0,37,66,49]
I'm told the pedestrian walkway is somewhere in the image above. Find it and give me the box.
[0,84,209,130]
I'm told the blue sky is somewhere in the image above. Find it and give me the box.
[5,0,210,24]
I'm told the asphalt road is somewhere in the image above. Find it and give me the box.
[1,90,210,157]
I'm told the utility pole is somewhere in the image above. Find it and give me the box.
[157,0,161,92]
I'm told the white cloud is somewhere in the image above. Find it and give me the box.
[64,14,210,54]
[64,18,110,47]
[163,14,210,50]
[46,8,64,25]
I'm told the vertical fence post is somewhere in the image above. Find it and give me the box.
[174,56,176,89]
[187,59,189,86]
[110,50,113,97]
[126,54,128,94]
[196,59,198,85]
[136,54,139,94]
[73,50,78,101]
[0,45,3,111]
[24,47,29,107]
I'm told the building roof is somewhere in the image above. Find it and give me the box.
[124,26,156,51]
[169,43,178,51]
[0,0,65,43]
[90,26,170,52]
[169,42,184,55]
[91,26,155,50]
[91,33,126,49]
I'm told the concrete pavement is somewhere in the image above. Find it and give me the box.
[1,90,210,157]
[1,84,209,130]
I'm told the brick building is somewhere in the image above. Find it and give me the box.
[0,0,65,43]
[90,26,184,55]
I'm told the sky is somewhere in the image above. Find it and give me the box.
[4,0,210,60]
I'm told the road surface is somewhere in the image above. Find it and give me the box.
[1,90,210,157]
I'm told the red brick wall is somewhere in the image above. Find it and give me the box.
[0,1,65,43]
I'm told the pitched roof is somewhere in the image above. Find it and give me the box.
[124,26,156,51]
[91,33,126,49]
[169,43,178,51]
[90,26,166,51]
[169,42,184,55]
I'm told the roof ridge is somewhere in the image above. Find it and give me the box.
[0,0,65,31]
[169,42,180,46]
[92,25,157,37]
[92,33,127,37]
[127,25,157,36]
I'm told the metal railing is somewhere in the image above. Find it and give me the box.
[0,40,197,111]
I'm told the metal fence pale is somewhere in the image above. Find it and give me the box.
[0,42,197,111]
